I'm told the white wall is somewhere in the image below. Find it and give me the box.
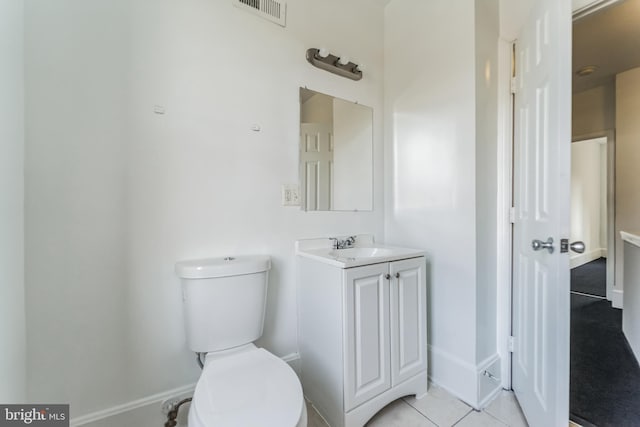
[570,138,607,267]
[384,0,477,402]
[474,0,499,369]
[25,0,130,414]
[0,0,26,403]
[622,240,640,362]
[616,67,640,296]
[25,0,384,419]
[384,0,500,407]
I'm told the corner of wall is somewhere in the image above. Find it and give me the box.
[476,354,502,409]
[428,345,479,408]
[474,0,501,398]
[428,349,503,411]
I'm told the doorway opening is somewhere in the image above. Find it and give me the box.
[570,0,640,424]
[570,136,610,300]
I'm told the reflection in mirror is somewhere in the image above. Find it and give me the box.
[299,88,373,211]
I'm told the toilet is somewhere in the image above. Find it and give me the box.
[175,255,307,427]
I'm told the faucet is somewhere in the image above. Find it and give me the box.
[330,236,356,250]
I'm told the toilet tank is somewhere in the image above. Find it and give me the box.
[175,255,271,353]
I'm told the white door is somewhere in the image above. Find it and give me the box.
[300,123,333,210]
[390,258,427,386]
[343,263,391,410]
[512,0,571,426]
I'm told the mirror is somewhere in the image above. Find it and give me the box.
[299,88,373,211]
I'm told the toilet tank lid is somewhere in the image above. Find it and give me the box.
[175,255,271,279]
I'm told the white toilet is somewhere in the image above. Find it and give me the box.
[175,255,307,427]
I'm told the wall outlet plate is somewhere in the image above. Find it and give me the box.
[282,184,300,206]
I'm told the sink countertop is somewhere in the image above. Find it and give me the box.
[621,231,640,248]
[296,235,425,268]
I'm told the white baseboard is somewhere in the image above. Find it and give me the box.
[476,354,502,409]
[70,383,196,426]
[70,353,301,426]
[612,289,623,309]
[427,344,478,408]
[570,248,606,269]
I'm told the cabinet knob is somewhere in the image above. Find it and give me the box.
[385,274,391,280]
[395,272,400,279]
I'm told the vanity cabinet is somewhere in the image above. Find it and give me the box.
[298,255,428,427]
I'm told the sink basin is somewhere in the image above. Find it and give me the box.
[296,236,425,268]
[330,247,397,259]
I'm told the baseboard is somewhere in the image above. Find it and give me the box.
[70,353,301,426]
[427,344,478,408]
[70,383,196,426]
[570,248,606,269]
[476,354,502,409]
[612,289,623,309]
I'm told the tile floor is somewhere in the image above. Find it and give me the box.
[307,384,529,427]
[86,383,529,427]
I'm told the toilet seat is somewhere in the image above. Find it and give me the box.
[189,347,305,427]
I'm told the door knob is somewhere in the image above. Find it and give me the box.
[532,237,554,254]
[570,241,585,254]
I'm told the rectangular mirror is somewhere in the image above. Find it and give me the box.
[299,88,373,211]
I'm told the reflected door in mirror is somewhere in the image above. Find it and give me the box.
[301,123,333,210]
[299,88,373,212]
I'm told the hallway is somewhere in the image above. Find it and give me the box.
[570,259,640,426]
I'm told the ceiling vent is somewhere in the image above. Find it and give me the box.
[233,0,287,27]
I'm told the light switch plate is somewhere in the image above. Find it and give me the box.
[282,184,300,206]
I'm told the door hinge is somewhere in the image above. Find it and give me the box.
[510,77,517,94]
[508,336,515,353]
[509,207,516,224]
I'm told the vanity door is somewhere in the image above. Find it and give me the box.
[343,263,391,410]
[390,257,427,386]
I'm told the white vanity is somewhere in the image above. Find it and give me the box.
[296,235,428,427]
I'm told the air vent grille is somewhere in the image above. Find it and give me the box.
[234,0,286,27]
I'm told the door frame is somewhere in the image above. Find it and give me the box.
[496,36,514,390]
[496,0,625,396]
[572,0,624,20]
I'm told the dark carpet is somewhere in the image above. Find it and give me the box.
[570,294,640,426]
[571,258,607,297]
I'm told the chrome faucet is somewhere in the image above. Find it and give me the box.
[330,236,356,250]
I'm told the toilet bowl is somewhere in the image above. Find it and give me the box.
[175,255,306,427]
[188,345,307,427]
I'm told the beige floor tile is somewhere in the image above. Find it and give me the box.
[484,391,529,427]
[403,383,472,426]
[366,399,437,427]
[455,411,508,427]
